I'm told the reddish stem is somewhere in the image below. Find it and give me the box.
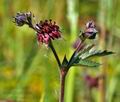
[60,69,67,102]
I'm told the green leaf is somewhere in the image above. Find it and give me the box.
[61,55,68,68]
[73,59,100,67]
[82,50,114,59]
[67,44,95,68]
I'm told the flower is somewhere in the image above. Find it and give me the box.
[35,20,61,45]
[13,12,32,26]
[13,12,61,45]
[82,21,98,39]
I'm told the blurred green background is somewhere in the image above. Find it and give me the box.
[0,0,120,102]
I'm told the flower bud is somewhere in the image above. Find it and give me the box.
[13,12,32,27]
[82,21,98,39]
[14,12,27,26]
[84,27,98,39]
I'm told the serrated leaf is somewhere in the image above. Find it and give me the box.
[73,59,100,67]
[61,55,68,68]
[82,50,114,59]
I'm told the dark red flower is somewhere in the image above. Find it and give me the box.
[35,20,61,45]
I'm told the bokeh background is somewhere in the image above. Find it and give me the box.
[0,0,120,102]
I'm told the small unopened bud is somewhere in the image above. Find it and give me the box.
[82,21,98,39]
[14,12,27,26]
[13,12,33,27]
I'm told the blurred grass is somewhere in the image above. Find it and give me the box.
[65,0,78,102]
[0,0,120,102]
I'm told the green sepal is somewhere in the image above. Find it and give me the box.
[67,51,76,68]
[61,55,68,68]
[79,32,86,41]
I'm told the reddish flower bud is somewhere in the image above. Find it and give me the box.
[82,21,98,39]
[84,28,98,39]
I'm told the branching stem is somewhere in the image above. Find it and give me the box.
[60,68,67,102]
[49,41,61,68]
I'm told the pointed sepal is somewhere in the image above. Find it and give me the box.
[61,55,68,68]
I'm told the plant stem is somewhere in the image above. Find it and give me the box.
[60,69,67,102]
[49,40,67,102]
[49,41,66,101]
[49,41,61,67]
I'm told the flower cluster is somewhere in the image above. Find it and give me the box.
[82,21,98,39]
[35,20,61,44]
[13,12,61,45]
